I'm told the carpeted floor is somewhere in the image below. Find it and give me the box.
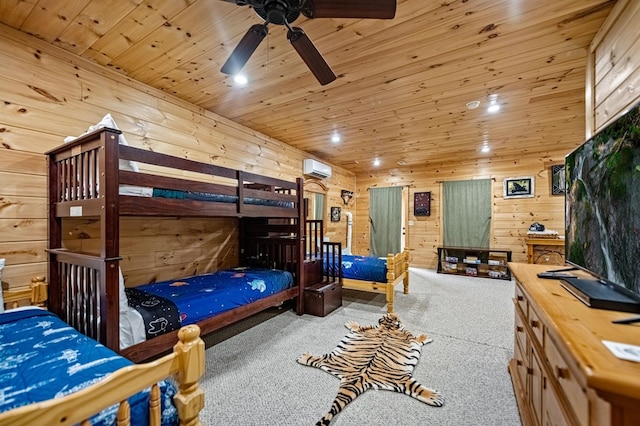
[199,268,522,425]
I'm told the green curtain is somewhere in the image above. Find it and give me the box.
[369,186,402,256]
[314,193,324,220]
[443,179,492,248]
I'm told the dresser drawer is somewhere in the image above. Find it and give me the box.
[514,283,528,317]
[544,334,588,425]
[515,308,527,353]
[529,305,544,347]
[513,336,528,396]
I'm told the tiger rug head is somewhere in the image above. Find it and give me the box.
[297,313,444,425]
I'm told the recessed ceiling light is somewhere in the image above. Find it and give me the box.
[397,160,406,165]
[466,100,480,110]
[234,74,248,85]
[481,145,490,153]
[373,158,381,166]
[331,133,341,143]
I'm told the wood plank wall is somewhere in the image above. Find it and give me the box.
[0,24,355,290]
[2,2,638,288]
[354,155,569,268]
[352,0,640,269]
[587,0,640,134]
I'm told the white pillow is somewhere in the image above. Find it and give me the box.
[64,113,139,172]
[119,267,129,315]
[0,258,5,313]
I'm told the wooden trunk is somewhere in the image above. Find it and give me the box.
[304,282,342,317]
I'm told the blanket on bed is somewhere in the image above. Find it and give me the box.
[125,287,181,340]
[0,308,177,425]
[132,267,294,326]
[297,313,444,425]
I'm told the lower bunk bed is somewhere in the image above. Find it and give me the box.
[325,249,410,313]
[0,283,205,426]
[119,266,296,353]
[50,246,301,362]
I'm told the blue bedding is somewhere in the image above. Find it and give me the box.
[0,309,177,425]
[133,267,294,325]
[152,188,294,208]
[325,254,388,282]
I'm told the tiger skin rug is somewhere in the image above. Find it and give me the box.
[297,313,444,425]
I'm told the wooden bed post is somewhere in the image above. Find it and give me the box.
[402,248,410,294]
[102,130,122,352]
[296,178,305,315]
[173,325,205,426]
[47,148,62,317]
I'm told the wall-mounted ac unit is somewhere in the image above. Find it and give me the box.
[303,159,332,179]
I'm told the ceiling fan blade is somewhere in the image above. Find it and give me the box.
[302,0,396,19]
[288,27,336,86]
[220,24,268,75]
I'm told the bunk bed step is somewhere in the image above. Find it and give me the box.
[304,281,342,317]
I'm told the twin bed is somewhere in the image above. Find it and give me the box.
[0,282,205,426]
[327,250,410,313]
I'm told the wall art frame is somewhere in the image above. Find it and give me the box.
[550,164,565,195]
[330,206,341,222]
[503,176,534,199]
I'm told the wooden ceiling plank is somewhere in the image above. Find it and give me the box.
[51,0,144,55]
[83,0,199,66]
[19,0,90,43]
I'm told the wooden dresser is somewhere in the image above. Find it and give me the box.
[508,263,640,426]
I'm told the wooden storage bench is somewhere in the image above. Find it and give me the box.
[304,282,342,317]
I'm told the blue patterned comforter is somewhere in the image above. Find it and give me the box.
[0,308,177,425]
[324,254,388,282]
[134,267,294,326]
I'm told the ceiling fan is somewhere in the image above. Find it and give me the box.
[220,0,397,85]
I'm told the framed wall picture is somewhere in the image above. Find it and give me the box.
[330,206,341,222]
[550,164,565,195]
[414,191,431,216]
[503,176,534,198]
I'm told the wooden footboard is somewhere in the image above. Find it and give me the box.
[0,325,205,426]
[342,248,410,313]
[1,276,48,310]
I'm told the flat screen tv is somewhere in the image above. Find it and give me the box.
[564,101,640,314]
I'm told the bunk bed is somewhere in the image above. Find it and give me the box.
[332,249,410,313]
[46,126,309,362]
[0,279,205,426]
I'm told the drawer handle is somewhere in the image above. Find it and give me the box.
[516,326,524,333]
[530,319,540,328]
[516,295,524,301]
[556,366,569,380]
[516,360,523,366]
[527,367,534,375]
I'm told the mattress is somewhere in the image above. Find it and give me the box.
[0,308,177,425]
[151,188,294,207]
